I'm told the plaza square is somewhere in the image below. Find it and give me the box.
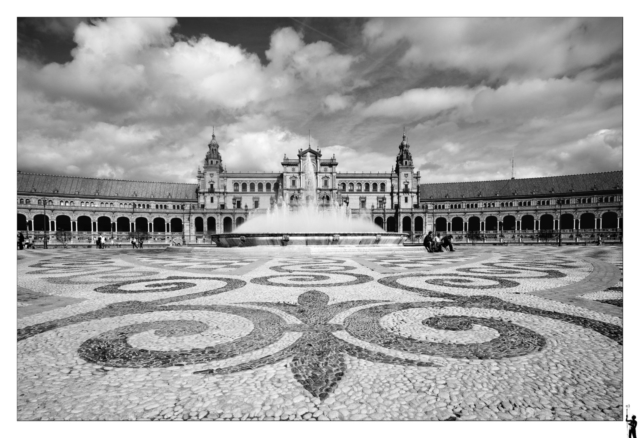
[17,245,622,421]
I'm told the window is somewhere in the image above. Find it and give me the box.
[19,199,23,204]
[258,183,263,192]
[349,183,354,192]
[70,201,74,206]
[234,183,239,192]
[242,183,247,192]
[360,198,366,209]
[291,178,297,188]
[254,199,259,209]
[209,183,214,191]
[38,199,42,205]
[372,183,378,192]
[323,178,328,188]
[405,197,408,203]
[60,200,64,205]
[210,197,214,203]
[341,183,346,191]
[266,183,271,191]
[236,199,241,209]
[250,183,255,192]
[356,183,362,191]
[365,183,370,191]
[380,183,386,192]
[26,199,30,204]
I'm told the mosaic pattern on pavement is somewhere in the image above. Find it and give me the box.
[17,245,622,421]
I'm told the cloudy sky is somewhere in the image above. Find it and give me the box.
[17,17,622,183]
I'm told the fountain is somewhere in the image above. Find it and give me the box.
[212,153,406,247]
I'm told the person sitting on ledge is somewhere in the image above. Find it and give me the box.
[434,233,443,252]
[423,231,434,253]
[442,234,455,252]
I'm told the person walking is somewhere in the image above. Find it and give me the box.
[442,234,455,252]
[423,231,434,253]
[43,234,48,249]
[18,232,24,250]
[131,237,137,249]
[139,238,144,249]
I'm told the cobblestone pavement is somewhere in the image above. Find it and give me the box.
[17,245,622,421]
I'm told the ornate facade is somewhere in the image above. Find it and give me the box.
[17,129,622,245]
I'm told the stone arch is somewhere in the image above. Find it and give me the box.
[452,217,464,232]
[502,215,516,231]
[540,214,554,230]
[521,215,535,231]
[135,217,149,233]
[374,216,384,229]
[485,215,498,232]
[33,214,50,231]
[194,217,204,232]
[207,217,216,233]
[17,213,28,231]
[117,217,131,232]
[153,217,166,233]
[415,216,424,233]
[170,218,183,233]
[560,213,574,230]
[580,212,595,229]
[468,216,480,232]
[402,216,412,232]
[435,217,447,232]
[386,216,397,232]
[601,211,618,229]
[223,217,233,233]
[77,215,92,232]
[97,216,112,232]
[56,215,72,232]
[236,217,245,228]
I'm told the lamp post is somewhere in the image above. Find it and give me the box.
[558,198,563,247]
[423,203,428,237]
[382,197,386,231]
[41,197,48,248]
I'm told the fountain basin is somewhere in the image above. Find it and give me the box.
[212,233,407,247]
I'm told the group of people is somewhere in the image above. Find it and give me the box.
[17,232,35,250]
[95,235,116,249]
[130,237,144,249]
[423,231,455,253]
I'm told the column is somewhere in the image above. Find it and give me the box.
[168,223,171,233]
[481,220,485,232]
[597,218,602,230]
[577,219,580,230]
[617,216,620,229]
[553,219,556,230]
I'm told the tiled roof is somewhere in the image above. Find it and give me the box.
[17,172,198,200]
[420,171,622,200]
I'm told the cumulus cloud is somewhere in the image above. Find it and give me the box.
[323,93,353,113]
[363,18,622,80]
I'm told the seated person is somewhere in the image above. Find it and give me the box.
[442,234,455,252]
[423,231,434,252]
[434,233,443,252]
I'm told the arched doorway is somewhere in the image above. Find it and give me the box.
[601,212,618,229]
[207,217,216,233]
[33,214,50,231]
[540,214,554,230]
[374,217,384,229]
[170,218,183,233]
[195,217,204,232]
[502,215,515,231]
[56,215,72,232]
[521,215,534,231]
[468,217,480,232]
[98,216,112,232]
[435,217,447,232]
[580,213,595,229]
[560,213,574,230]
[77,216,92,232]
[485,216,498,232]
[153,218,166,233]
[116,217,130,232]
[452,217,463,232]
[135,217,149,233]
[236,217,245,228]
[223,217,233,233]
[402,216,412,233]
[415,217,424,233]
[17,214,28,231]
[386,217,397,232]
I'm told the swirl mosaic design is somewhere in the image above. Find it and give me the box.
[17,246,623,421]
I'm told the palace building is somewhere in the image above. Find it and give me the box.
[17,129,622,245]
